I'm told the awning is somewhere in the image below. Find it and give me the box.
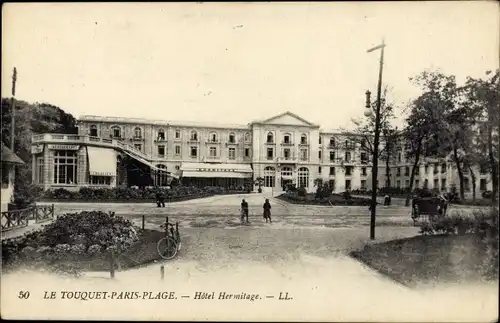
[122,150,179,179]
[182,171,252,178]
[87,146,117,176]
[1,143,25,164]
[180,162,253,178]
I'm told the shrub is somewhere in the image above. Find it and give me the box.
[482,190,493,199]
[297,186,307,197]
[342,191,352,200]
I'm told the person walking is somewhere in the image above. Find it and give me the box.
[156,189,165,208]
[263,198,272,223]
[240,199,249,223]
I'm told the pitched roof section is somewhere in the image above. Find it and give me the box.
[252,111,320,128]
[1,142,25,164]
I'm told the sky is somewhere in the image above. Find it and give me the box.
[2,2,499,131]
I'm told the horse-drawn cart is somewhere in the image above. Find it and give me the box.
[411,196,448,226]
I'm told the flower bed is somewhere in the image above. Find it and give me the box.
[351,208,499,287]
[1,211,166,276]
[39,186,251,203]
[276,192,373,206]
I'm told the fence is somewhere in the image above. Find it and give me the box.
[1,204,55,232]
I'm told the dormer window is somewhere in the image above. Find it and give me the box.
[190,130,198,141]
[210,132,218,142]
[89,125,98,137]
[267,132,274,144]
[300,134,307,144]
[229,133,236,143]
[157,129,165,140]
[111,126,121,138]
[175,129,181,139]
[244,132,251,142]
[134,127,142,138]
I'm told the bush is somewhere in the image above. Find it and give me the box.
[482,190,493,199]
[297,186,307,197]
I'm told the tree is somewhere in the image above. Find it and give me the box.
[463,70,500,202]
[1,98,78,207]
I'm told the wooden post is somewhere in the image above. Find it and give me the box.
[160,265,165,280]
[110,252,115,279]
[142,215,145,230]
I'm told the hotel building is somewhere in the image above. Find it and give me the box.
[30,111,493,196]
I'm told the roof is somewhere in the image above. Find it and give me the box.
[251,111,320,127]
[1,143,25,164]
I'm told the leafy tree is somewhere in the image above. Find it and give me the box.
[463,70,499,202]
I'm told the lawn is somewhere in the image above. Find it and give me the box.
[350,234,499,288]
[276,193,372,206]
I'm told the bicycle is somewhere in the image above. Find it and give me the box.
[156,216,182,260]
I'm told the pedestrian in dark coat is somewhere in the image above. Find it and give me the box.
[263,199,272,223]
[156,189,165,208]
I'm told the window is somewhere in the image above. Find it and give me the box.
[345,166,353,176]
[397,153,402,162]
[284,148,291,159]
[283,134,291,144]
[480,164,488,174]
[415,167,420,175]
[175,130,181,139]
[330,151,335,161]
[244,132,251,142]
[441,163,447,173]
[209,147,217,157]
[345,140,350,149]
[405,179,410,188]
[134,144,142,151]
[360,152,368,164]
[53,151,78,185]
[190,146,197,157]
[396,180,401,188]
[229,133,236,143]
[90,125,98,137]
[155,165,169,186]
[424,179,428,189]
[190,130,198,141]
[329,179,335,191]
[425,165,429,173]
[244,148,250,157]
[134,127,142,138]
[267,132,274,144]
[300,149,308,161]
[345,179,351,190]
[267,148,274,160]
[318,166,322,174]
[157,145,165,157]
[111,126,121,138]
[480,179,487,191]
[318,151,322,159]
[319,137,322,144]
[36,156,44,184]
[1,164,9,187]
[229,148,236,160]
[397,167,401,176]
[415,179,419,188]
[300,134,307,144]
[175,165,180,170]
[361,167,367,176]
[441,178,447,191]
[90,176,111,185]
[433,164,439,174]
[345,151,351,162]
[209,132,218,142]
[361,180,367,190]
[405,167,410,176]
[298,167,309,188]
[157,129,165,140]
[264,166,276,188]
[175,145,181,156]
[329,167,335,175]
[433,179,439,189]
[329,137,335,147]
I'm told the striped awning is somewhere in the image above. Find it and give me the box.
[180,162,253,178]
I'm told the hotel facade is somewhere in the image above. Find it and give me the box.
[31,111,493,196]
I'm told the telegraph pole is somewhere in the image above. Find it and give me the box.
[366,39,386,240]
[10,67,18,151]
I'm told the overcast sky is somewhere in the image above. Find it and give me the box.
[2,2,498,130]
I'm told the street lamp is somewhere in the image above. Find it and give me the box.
[365,38,386,240]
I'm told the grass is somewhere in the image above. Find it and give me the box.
[350,234,499,288]
[276,193,372,206]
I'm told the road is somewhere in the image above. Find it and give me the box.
[2,193,497,321]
